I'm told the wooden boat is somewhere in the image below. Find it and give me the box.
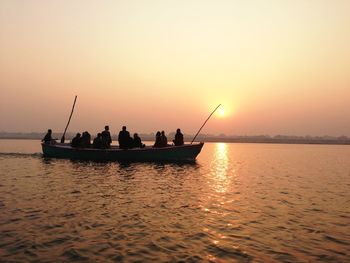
[41,142,204,162]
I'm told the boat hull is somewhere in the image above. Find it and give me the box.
[41,143,204,162]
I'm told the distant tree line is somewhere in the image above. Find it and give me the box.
[1,132,350,145]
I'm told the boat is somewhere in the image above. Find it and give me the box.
[41,142,204,162]
[41,97,218,162]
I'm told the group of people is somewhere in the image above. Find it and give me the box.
[153,128,184,147]
[42,126,184,149]
[154,131,168,147]
[118,126,145,149]
[71,131,91,148]
[90,125,112,149]
[70,125,147,149]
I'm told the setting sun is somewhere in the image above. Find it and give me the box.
[217,107,226,117]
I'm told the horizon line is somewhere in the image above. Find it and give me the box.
[0,131,349,139]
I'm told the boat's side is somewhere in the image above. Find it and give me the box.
[41,143,204,162]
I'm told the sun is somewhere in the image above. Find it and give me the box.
[217,107,225,117]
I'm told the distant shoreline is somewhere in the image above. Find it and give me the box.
[1,133,350,145]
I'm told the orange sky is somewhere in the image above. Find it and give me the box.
[1,0,350,136]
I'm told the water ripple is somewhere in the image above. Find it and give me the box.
[0,142,350,261]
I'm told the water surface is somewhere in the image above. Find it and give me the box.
[0,140,349,262]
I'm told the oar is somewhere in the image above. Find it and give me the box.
[191,104,221,144]
[60,95,78,143]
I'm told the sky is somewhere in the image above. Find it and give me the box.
[1,0,350,136]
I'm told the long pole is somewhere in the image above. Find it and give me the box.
[191,104,221,144]
[60,95,78,143]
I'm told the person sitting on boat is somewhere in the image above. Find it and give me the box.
[173,128,184,146]
[71,133,82,148]
[132,133,145,148]
[118,126,131,149]
[101,125,112,148]
[81,131,91,148]
[93,133,104,149]
[153,131,162,147]
[42,129,56,144]
[160,131,168,147]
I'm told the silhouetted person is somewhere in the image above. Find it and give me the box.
[81,131,91,148]
[132,133,145,148]
[93,133,104,149]
[173,128,184,146]
[118,126,131,149]
[42,129,53,144]
[101,125,112,148]
[160,131,168,147]
[71,133,82,148]
[153,131,162,147]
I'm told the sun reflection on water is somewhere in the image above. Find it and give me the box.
[212,143,229,193]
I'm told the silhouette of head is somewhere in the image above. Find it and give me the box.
[105,125,109,130]
[97,133,102,137]
[161,131,165,135]
[156,131,161,137]
[134,133,138,138]
[177,128,181,133]
[122,126,126,131]
[48,129,52,134]
[77,133,81,137]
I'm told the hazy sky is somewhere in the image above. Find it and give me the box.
[1,0,350,136]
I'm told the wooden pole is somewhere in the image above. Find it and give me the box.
[191,104,221,144]
[60,95,78,143]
